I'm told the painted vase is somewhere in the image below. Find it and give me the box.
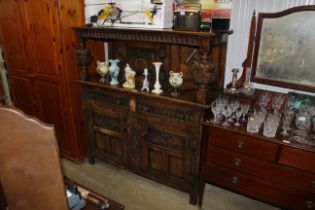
[108,59,120,86]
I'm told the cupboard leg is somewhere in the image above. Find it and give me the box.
[198,181,205,206]
[189,192,198,205]
[88,156,95,164]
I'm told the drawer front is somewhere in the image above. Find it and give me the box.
[84,86,130,110]
[204,162,315,210]
[279,146,315,173]
[208,127,278,161]
[136,100,200,123]
[207,146,315,193]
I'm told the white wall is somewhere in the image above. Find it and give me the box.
[225,0,315,94]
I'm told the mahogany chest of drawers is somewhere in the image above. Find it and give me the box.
[200,124,315,210]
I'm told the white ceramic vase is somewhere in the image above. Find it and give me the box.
[152,62,163,94]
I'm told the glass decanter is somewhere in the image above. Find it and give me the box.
[227,68,239,94]
[241,67,255,96]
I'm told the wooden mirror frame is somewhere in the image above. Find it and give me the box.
[251,6,315,92]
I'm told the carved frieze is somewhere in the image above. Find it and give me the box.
[148,129,184,151]
[74,27,210,47]
[137,102,195,122]
[84,87,129,109]
[93,113,123,132]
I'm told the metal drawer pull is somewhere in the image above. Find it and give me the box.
[305,201,315,209]
[237,140,245,149]
[234,158,242,166]
[312,181,315,189]
[231,176,239,185]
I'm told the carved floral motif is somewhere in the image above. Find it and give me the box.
[85,87,129,109]
[148,129,184,151]
[93,113,122,132]
[137,102,195,122]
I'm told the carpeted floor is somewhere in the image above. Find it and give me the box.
[61,158,281,210]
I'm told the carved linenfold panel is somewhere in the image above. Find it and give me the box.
[93,113,123,132]
[75,28,209,47]
[137,102,195,122]
[148,129,184,151]
[84,87,129,109]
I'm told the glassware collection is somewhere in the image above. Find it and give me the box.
[209,96,250,127]
[210,91,315,146]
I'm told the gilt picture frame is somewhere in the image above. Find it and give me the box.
[251,6,315,92]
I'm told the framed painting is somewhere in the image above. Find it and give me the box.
[251,6,315,92]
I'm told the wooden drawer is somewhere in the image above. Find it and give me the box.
[279,146,315,173]
[84,86,130,110]
[204,162,315,210]
[208,127,278,161]
[206,146,315,193]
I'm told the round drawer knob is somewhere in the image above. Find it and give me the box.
[234,158,242,166]
[231,176,239,185]
[237,140,245,149]
[305,201,315,209]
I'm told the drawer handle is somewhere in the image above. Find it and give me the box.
[312,181,315,189]
[234,158,242,167]
[237,140,245,149]
[305,201,315,209]
[231,176,239,185]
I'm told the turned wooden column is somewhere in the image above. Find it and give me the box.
[75,36,91,80]
[192,37,216,104]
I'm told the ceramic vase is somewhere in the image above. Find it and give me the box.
[108,59,120,85]
[152,62,163,94]
[168,71,183,97]
[96,60,109,83]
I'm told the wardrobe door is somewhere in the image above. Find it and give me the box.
[23,0,73,153]
[0,0,36,116]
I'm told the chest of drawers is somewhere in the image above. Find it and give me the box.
[200,124,315,210]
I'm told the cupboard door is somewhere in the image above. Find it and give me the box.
[23,0,63,78]
[9,74,36,116]
[0,0,30,70]
[141,121,192,188]
[88,107,129,166]
[33,79,70,153]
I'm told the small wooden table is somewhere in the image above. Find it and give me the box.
[65,178,125,210]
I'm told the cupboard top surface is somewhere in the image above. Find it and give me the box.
[79,79,210,109]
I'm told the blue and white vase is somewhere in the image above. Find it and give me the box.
[108,59,120,85]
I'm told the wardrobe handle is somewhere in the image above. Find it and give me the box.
[312,181,315,189]
[231,176,239,185]
[234,157,242,167]
[305,201,315,209]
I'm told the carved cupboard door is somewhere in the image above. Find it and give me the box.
[140,120,194,191]
[86,106,129,166]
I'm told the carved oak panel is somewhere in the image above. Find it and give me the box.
[137,101,195,123]
[84,86,129,109]
[93,112,122,132]
[149,129,184,152]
